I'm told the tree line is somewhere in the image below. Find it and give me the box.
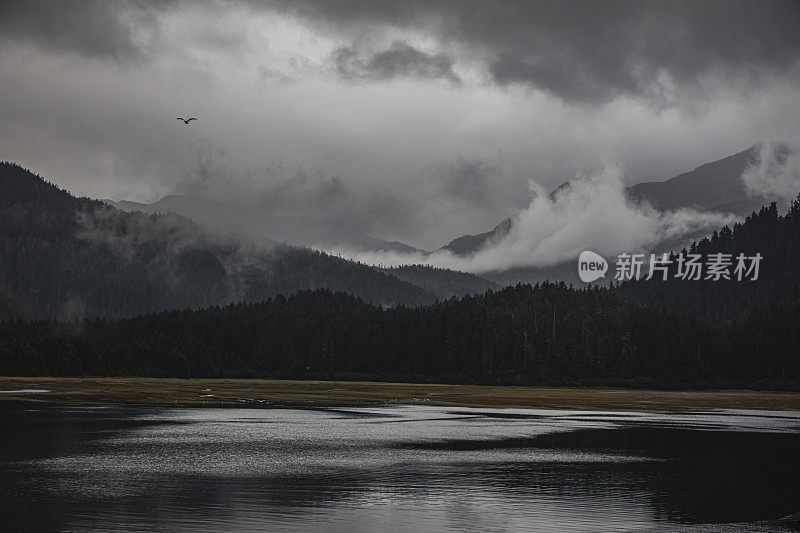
[1,282,797,389]
[0,161,436,320]
[2,161,800,389]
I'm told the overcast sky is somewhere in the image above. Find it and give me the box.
[1,0,799,249]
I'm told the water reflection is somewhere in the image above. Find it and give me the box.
[1,402,799,532]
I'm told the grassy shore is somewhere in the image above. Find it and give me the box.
[1,376,800,411]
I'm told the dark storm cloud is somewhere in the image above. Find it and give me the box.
[2,0,799,253]
[333,41,460,84]
[166,142,415,238]
[269,0,800,104]
[437,156,499,205]
[0,1,172,61]
[6,0,798,102]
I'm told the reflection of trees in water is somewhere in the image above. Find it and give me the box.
[3,404,800,530]
[515,427,800,525]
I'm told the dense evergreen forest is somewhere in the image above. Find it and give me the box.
[619,199,800,319]
[1,282,797,389]
[381,264,500,300]
[2,162,800,389]
[0,162,438,318]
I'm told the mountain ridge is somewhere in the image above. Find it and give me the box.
[440,144,786,259]
[0,162,438,319]
[103,194,424,255]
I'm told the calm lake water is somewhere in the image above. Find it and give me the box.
[1,401,799,532]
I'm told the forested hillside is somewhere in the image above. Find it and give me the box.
[619,198,800,318]
[3,162,800,390]
[1,283,797,389]
[0,162,434,319]
[381,265,499,299]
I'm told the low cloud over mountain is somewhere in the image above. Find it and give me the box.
[334,145,795,276]
[2,1,799,254]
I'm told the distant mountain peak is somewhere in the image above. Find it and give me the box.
[0,163,445,318]
[438,143,792,258]
[441,217,512,256]
[625,144,786,214]
[106,193,425,255]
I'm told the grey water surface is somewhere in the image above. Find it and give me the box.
[1,401,799,532]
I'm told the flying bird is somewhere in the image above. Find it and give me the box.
[177,117,197,125]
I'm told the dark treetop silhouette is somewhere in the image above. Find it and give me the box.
[2,162,800,390]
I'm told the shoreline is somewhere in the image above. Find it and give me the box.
[1,377,800,411]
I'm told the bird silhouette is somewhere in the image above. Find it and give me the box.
[177,117,197,125]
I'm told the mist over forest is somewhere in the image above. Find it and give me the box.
[2,0,800,390]
[6,4,800,533]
